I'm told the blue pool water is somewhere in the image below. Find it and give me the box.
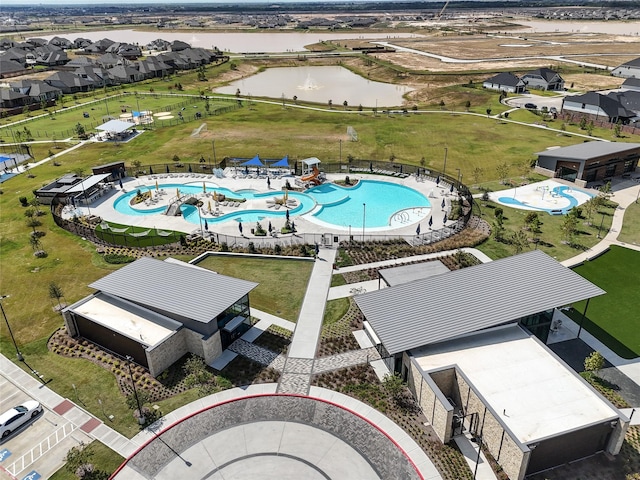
[113,180,430,228]
[498,185,593,215]
[307,180,430,228]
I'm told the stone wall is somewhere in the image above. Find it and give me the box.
[146,330,187,377]
[406,356,453,443]
[455,370,529,480]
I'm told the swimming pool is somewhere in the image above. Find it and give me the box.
[112,180,430,229]
[307,180,430,228]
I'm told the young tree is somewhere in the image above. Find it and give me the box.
[382,373,405,404]
[183,355,215,396]
[26,217,42,234]
[49,281,65,310]
[343,100,348,110]
[561,214,578,245]
[472,166,484,185]
[510,230,529,254]
[584,351,605,378]
[614,122,622,138]
[496,162,510,184]
[464,100,471,111]
[486,108,492,117]
[64,442,97,479]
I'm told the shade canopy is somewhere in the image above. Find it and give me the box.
[271,155,289,168]
[240,155,263,167]
[96,119,134,134]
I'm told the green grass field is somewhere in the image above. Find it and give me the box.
[571,246,640,358]
[194,255,314,321]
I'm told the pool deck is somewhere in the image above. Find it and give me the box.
[64,170,459,238]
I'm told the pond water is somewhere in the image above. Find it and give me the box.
[492,20,640,36]
[36,29,422,54]
[214,65,414,107]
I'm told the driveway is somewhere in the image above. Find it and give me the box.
[504,92,566,111]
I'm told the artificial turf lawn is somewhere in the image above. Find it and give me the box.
[571,245,640,358]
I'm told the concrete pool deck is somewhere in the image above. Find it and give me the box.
[63,170,460,239]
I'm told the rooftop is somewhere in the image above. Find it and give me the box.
[536,141,640,160]
[71,292,179,347]
[412,325,621,444]
[355,250,605,355]
[89,257,258,324]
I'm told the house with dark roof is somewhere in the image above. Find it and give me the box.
[48,36,74,49]
[136,56,173,79]
[63,257,258,376]
[521,67,564,91]
[622,77,640,93]
[0,88,30,110]
[354,250,629,480]
[535,142,640,185]
[608,91,640,116]
[482,72,526,93]
[95,52,128,69]
[0,58,29,79]
[45,71,94,94]
[612,57,640,78]
[74,65,115,87]
[10,79,61,104]
[562,91,635,124]
[108,64,145,84]
[34,47,69,66]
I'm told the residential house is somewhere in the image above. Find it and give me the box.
[612,57,640,78]
[83,38,115,54]
[607,91,640,116]
[48,36,74,49]
[74,65,115,87]
[10,79,61,104]
[136,56,173,79]
[482,72,526,93]
[170,40,191,52]
[521,67,565,91]
[108,64,145,84]
[45,71,94,94]
[622,77,640,92]
[562,91,635,124]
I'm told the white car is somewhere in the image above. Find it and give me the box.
[0,400,42,438]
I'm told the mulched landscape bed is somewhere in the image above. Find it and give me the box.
[312,364,473,480]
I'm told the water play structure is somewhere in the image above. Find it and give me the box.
[300,157,325,186]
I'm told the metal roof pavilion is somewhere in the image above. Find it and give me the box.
[65,173,110,193]
[355,250,605,355]
[96,119,135,134]
[536,142,640,160]
[89,257,258,324]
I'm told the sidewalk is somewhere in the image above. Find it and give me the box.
[287,247,337,359]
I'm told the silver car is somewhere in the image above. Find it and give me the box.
[0,400,42,438]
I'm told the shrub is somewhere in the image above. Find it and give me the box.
[104,253,136,264]
[19,196,28,207]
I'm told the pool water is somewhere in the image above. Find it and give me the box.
[307,180,430,228]
[113,180,430,229]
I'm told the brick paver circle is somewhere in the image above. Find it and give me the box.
[111,394,423,480]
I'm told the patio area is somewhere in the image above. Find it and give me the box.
[60,169,462,241]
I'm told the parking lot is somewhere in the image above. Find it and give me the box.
[0,377,91,480]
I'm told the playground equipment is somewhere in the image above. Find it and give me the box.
[300,157,325,186]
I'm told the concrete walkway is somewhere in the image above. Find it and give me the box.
[287,247,337,359]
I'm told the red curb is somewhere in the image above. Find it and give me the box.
[53,399,74,415]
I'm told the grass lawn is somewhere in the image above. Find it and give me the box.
[475,200,616,261]
[618,199,640,246]
[194,255,314,321]
[49,440,124,480]
[571,245,640,358]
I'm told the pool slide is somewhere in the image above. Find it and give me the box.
[301,166,322,185]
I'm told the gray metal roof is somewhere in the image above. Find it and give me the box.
[536,142,640,160]
[355,250,605,355]
[379,260,449,287]
[89,257,258,324]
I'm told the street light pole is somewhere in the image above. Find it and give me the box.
[126,355,144,424]
[443,147,448,176]
[0,296,23,361]
[362,203,366,244]
[212,140,217,166]
[197,204,204,237]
